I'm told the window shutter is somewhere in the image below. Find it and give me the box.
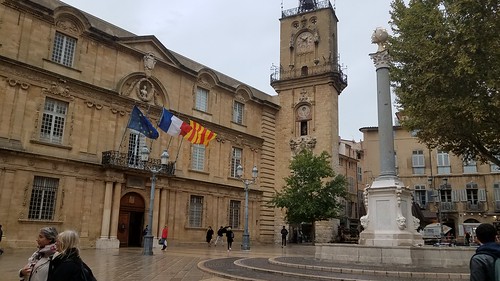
[478,189,486,202]
[452,190,460,202]
[459,189,467,202]
[434,190,440,202]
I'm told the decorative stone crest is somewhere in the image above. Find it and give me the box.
[289,136,317,154]
[42,79,74,100]
[143,52,156,77]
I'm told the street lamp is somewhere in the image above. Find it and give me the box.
[141,146,169,256]
[236,164,258,251]
[440,178,448,244]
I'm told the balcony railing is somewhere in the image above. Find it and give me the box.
[439,202,457,212]
[281,0,332,18]
[102,150,175,176]
[466,202,486,212]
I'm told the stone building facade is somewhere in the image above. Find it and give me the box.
[0,0,348,248]
[360,126,500,243]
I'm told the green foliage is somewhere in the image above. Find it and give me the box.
[389,0,500,165]
[268,150,348,225]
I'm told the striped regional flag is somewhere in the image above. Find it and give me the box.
[183,120,217,146]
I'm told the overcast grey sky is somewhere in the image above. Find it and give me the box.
[61,0,394,141]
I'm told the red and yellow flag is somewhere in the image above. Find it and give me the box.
[183,120,217,146]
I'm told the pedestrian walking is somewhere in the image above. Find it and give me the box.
[0,224,3,255]
[214,226,225,247]
[206,226,214,247]
[19,227,58,281]
[161,225,168,251]
[465,232,471,246]
[47,230,96,281]
[469,223,500,281]
[226,227,234,252]
[280,226,289,247]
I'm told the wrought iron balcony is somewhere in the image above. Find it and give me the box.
[439,202,457,212]
[466,202,485,212]
[102,150,175,176]
[281,0,332,18]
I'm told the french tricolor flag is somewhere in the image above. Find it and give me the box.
[158,108,192,136]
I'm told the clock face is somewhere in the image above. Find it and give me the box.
[297,105,311,120]
[296,32,314,54]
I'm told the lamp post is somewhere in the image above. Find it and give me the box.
[440,178,448,244]
[141,147,169,256]
[236,164,258,251]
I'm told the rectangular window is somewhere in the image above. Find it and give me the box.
[412,150,425,175]
[230,147,242,177]
[28,176,58,220]
[494,183,500,211]
[463,159,477,174]
[233,101,244,124]
[191,144,205,171]
[414,184,427,208]
[437,150,451,174]
[51,32,76,67]
[357,167,362,182]
[229,200,241,229]
[127,130,145,168]
[40,98,68,144]
[189,195,203,227]
[466,182,479,204]
[195,87,208,112]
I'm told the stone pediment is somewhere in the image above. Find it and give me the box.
[118,36,180,67]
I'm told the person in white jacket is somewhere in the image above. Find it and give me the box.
[19,227,58,281]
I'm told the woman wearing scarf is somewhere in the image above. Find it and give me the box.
[19,227,58,281]
[47,230,95,281]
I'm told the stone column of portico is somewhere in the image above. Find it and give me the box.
[358,27,423,247]
[109,182,122,241]
[96,181,114,249]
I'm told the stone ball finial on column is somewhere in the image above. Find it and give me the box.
[371,27,389,52]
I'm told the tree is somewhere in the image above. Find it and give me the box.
[389,0,500,166]
[269,150,348,242]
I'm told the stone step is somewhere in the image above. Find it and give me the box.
[199,256,470,281]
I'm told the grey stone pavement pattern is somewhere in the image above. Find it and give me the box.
[0,243,471,281]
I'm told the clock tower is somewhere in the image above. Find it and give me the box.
[271,0,347,242]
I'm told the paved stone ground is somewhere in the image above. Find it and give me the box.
[0,243,314,281]
[0,243,470,281]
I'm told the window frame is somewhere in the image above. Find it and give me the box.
[51,31,77,67]
[194,87,209,112]
[437,150,451,174]
[463,159,477,174]
[28,176,59,221]
[411,150,425,175]
[188,195,204,228]
[40,98,69,145]
[230,147,242,178]
[228,200,241,229]
[232,101,244,124]
[191,144,206,171]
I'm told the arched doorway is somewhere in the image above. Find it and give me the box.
[117,192,145,247]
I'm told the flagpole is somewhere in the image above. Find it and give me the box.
[174,137,184,163]
[117,106,135,151]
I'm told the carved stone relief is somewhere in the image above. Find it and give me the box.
[42,79,74,100]
[143,52,156,78]
[289,136,317,154]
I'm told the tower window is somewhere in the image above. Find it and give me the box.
[300,121,308,136]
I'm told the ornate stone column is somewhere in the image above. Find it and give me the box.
[358,27,423,247]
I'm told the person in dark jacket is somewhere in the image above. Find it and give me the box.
[280,226,289,247]
[47,230,95,281]
[226,227,234,252]
[206,226,214,247]
[470,223,500,281]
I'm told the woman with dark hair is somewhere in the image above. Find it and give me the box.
[19,227,58,281]
[47,230,95,281]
